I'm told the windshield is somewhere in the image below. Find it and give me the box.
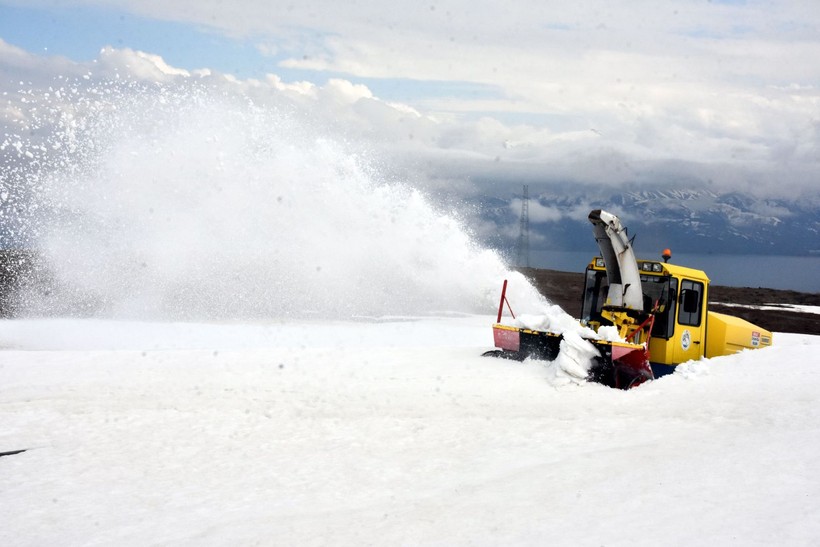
[582,269,678,339]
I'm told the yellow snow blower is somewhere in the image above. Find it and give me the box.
[486,209,773,389]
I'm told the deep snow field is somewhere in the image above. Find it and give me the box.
[2,317,819,546]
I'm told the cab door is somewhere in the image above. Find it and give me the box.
[672,279,706,363]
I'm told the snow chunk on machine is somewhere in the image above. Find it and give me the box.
[486,209,773,389]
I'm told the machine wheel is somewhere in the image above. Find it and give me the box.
[614,367,652,390]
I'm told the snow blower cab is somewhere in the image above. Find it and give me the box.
[489,209,773,389]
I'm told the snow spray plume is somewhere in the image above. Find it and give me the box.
[7,79,544,320]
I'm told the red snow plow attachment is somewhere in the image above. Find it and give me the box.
[485,281,654,390]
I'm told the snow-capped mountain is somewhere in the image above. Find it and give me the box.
[472,187,820,257]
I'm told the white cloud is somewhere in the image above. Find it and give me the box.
[510,198,562,223]
[96,46,191,79]
[321,78,374,104]
[0,38,87,85]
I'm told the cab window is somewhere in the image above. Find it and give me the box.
[641,275,676,339]
[581,269,608,324]
[678,279,704,327]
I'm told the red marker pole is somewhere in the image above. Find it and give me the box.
[497,279,508,323]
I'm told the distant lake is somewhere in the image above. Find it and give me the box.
[528,250,820,293]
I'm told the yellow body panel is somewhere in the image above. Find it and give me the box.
[648,337,676,365]
[705,311,774,358]
[657,262,711,284]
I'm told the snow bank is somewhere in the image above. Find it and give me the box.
[511,306,591,336]
[549,330,601,386]
[508,306,623,342]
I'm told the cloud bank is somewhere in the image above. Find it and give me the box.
[2,0,820,202]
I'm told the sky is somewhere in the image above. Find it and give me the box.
[0,0,819,199]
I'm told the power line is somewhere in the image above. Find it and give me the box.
[515,185,530,268]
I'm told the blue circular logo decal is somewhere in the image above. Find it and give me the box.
[681,329,691,351]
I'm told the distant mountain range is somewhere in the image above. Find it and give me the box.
[471,187,820,258]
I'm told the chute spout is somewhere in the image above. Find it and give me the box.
[588,210,643,310]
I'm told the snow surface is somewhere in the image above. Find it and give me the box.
[2,317,820,546]
[711,302,820,315]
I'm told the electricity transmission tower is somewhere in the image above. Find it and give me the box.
[515,185,530,268]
